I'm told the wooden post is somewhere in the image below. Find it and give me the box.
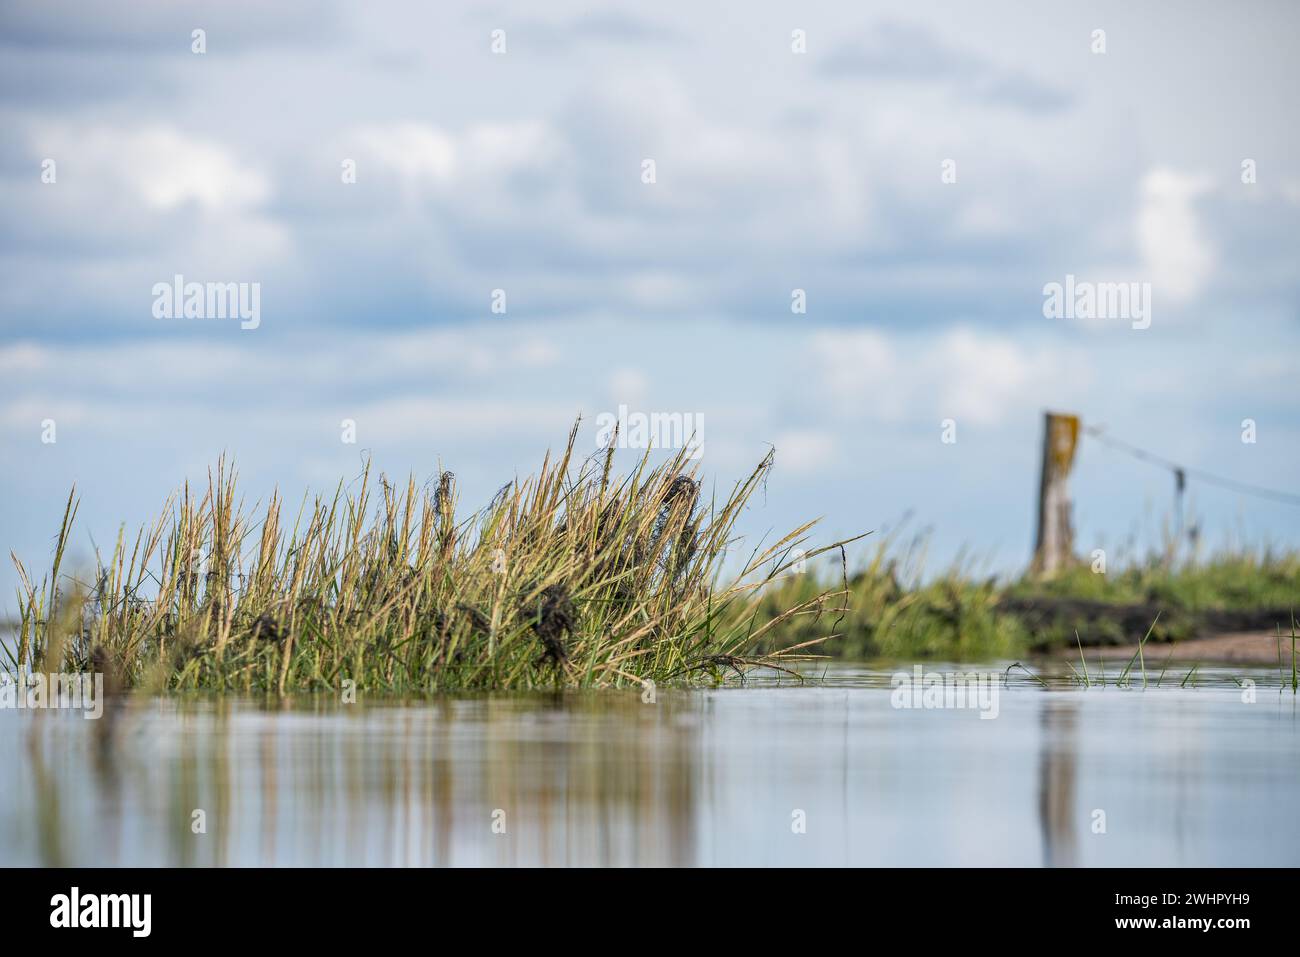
[1031,411,1080,577]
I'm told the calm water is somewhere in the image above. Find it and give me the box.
[2,663,1297,866]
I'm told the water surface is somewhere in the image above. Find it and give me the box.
[3,663,1297,866]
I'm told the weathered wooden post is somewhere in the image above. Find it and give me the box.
[1031,411,1080,577]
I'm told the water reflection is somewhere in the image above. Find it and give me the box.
[1037,701,1077,867]
[3,666,1298,867]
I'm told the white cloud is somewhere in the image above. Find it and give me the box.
[932,329,1035,425]
[1137,168,1215,303]
[607,368,649,405]
[772,430,838,475]
[810,329,905,421]
[354,123,457,186]
[343,397,579,444]
[15,123,288,288]
[811,327,1077,427]
[0,327,561,398]
[36,124,272,212]
[353,120,565,192]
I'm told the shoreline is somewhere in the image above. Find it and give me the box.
[1053,630,1297,666]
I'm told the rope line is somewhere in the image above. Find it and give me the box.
[1082,425,1300,507]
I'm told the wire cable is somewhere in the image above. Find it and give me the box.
[1082,425,1300,507]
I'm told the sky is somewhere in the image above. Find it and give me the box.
[2,0,1298,609]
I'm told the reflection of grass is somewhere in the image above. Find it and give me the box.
[8,423,856,693]
[756,532,1300,661]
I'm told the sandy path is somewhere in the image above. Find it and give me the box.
[1060,631,1298,665]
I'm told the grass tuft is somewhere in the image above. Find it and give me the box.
[9,422,856,694]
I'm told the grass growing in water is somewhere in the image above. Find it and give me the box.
[8,423,854,694]
[1116,613,1159,689]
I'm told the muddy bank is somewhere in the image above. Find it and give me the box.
[1050,630,1296,666]
[997,594,1296,651]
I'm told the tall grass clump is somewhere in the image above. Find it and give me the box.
[7,423,851,694]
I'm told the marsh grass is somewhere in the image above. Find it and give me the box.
[8,423,856,694]
[1115,613,1158,689]
[1009,552,1300,612]
[758,525,1300,661]
[754,528,1024,660]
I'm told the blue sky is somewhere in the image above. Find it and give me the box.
[2,0,1298,608]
